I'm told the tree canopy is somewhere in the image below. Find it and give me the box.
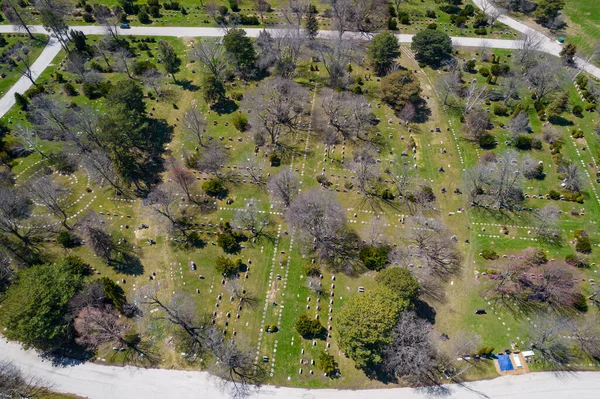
[375,267,420,304]
[0,260,84,351]
[367,31,400,76]
[411,29,453,66]
[337,286,409,369]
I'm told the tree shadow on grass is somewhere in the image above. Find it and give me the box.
[414,299,437,324]
[211,99,238,115]
[548,115,574,126]
[176,78,200,92]
[109,252,144,276]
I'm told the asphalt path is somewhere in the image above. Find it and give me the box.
[1,339,599,399]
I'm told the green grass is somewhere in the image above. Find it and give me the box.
[3,31,600,388]
[562,0,600,52]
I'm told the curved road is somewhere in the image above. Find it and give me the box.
[1,339,599,399]
[1,19,599,119]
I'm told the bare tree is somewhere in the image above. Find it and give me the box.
[316,39,355,89]
[516,31,545,68]
[325,0,387,38]
[35,0,73,51]
[320,89,373,142]
[484,255,578,312]
[189,38,228,80]
[465,150,524,209]
[139,287,209,362]
[286,188,346,253]
[244,77,308,145]
[502,74,521,106]
[9,48,37,86]
[257,29,303,78]
[571,314,600,359]
[382,312,438,385]
[526,57,562,102]
[532,205,560,243]
[462,80,489,114]
[144,183,197,242]
[267,169,299,207]
[182,105,208,148]
[207,329,266,399]
[402,217,461,278]
[463,107,491,141]
[0,251,13,293]
[26,176,72,230]
[283,0,309,31]
[142,68,164,98]
[253,0,272,25]
[0,186,36,245]
[241,154,265,186]
[526,314,574,369]
[196,141,229,179]
[351,147,379,195]
[1,0,35,39]
[508,112,530,136]
[0,360,51,398]
[114,47,135,79]
[68,281,107,314]
[232,201,271,239]
[74,306,131,348]
[560,163,583,193]
[168,161,199,203]
[14,125,48,159]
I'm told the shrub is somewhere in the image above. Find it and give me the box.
[230,92,243,101]
[565,253,589,268]
[474,27,487,35]
[427,22,437,29]
[479,66,490,77]
[304,264,321,277]
[576,236,592,254]
[548,190,560,200]
[572,104,583,115]
[63,82,77,96]
[215,255,239,277]
[359,245,390,271]
[571,129,584,139]
[269,152,281,167]
[48,152,76,174]
[82,12,94,23]
[514,134,532,150]
[202,179,226,197]
[388,17,398,30]
[531,138,542,150]
[57,230,79,249]
[490,63,510,76]
[14,93,29,110]
[133,59,155,75]
[295,314,323,338]
[481,249,498,260]
[478,133,496,149]
[318,351,337,375]
[426,9,436,18]
[493,104,509,116]
[381,187,395,200]
[232,113,248,132]
[572,293,588,312]
[138,10,150,24]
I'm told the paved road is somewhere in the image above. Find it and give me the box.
[0,36,62,119]
[1,339,599,399]
[472,0,600,79]
[1,21,599,119]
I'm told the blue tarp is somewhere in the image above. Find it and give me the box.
[497,354,514,371]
